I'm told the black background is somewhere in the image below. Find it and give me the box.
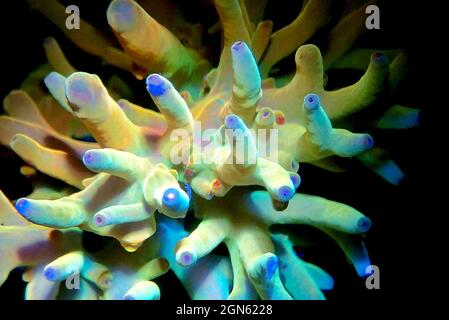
[0,0,438,307]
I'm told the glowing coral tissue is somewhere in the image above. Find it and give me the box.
[0,0,420,300]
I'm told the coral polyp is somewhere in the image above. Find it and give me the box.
[0,0,419,300]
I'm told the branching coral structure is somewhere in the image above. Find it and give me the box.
[0,0,419,300]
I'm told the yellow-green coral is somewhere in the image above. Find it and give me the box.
[0,0,419,300]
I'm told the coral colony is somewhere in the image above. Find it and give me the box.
[0,0,419,300]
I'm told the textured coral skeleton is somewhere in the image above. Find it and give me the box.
[0,0,419,300]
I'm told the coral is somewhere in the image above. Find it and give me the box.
[0,0,419,300]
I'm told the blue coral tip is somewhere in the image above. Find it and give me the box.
[266,256,278,280]
[67,76,94,104]
[182,253,193,265]
[44,267,57,281]
[231,41,245,52]
[113,0,134,21]
[364,135,375,149]
[44,71,60,86]
[290,174,301,188]
[107,0,137,32]
[82,151,97,165]
[304,93,320,111]
[94,213,108,227]
[162,188,185,211]
[15,198,30,218]
[146,74,167,96]
[357,217,372,232]
[278,186,294,201]
[224,114,239,129]
[178,250,196,266]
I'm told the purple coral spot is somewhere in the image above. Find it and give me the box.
[304,93,319,111]
[278,186,294,201]
[266,256,278,280]
[83,151,97,165]
[357,217,372,232]
[117,100,125,109]
[68,77,94,104]
[231,41,245,52]
[44,267,57,281]
[108,0,137,32]
[114,1,134,22]
[146,74,167,96]
[15,198,30,218]
[262,111,270,118]
[181,252,193,265]
[225,114,239,129]
[44,72,61,89]
[94,213,107,227]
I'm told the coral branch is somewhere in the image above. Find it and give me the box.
[260,0,331,76]
[64,72,149,154]
[222,41,262,124]
[323,52,389,119]
[323,0,377,69]
[27,0,134,72]
[107,0,204,84]
[43,37,76,76]
[10,134,93,189]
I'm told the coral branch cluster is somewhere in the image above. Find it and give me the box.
[0,0,418,300]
